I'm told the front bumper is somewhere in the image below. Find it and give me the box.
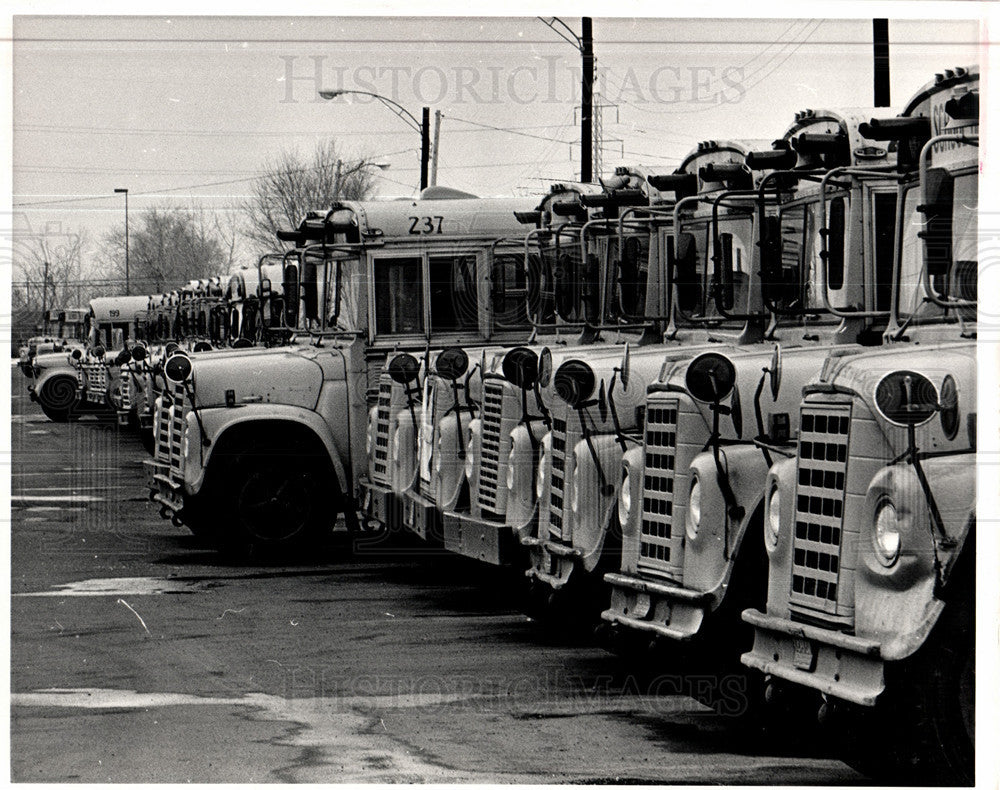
[600,572,711,641]
[442,510,516,566]
[361,478,397,531]
[522,536,580,590]
[740,608,885,707]
[402,489,441,543]
[145,459,185,520]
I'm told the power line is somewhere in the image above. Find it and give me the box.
[12,146,418,208]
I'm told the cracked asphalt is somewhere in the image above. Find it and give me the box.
[9,367,862,783]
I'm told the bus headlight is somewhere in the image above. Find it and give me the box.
[536,440,550,500]
[873,499,901,567]
[391,424,401,459]
[464,431,475,481]
[618,466,632,526]
[686,474,702,540]
[506,445,516,490]
[765,483,781,551]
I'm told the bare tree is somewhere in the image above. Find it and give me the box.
[241,139,378,252]
[11,223,90,339]
[94,205,230,295]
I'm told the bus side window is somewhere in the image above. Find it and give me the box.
[673,232,699,314]
[492,253,529,329]
[374,257,424,335]
[429,254,478,332]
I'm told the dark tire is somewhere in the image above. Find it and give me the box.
[218,450,330,558]
[38,375,79,422]
[139,427,156,456]
[844,547,974,785]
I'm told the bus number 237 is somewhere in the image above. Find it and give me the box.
[409,216,444,235]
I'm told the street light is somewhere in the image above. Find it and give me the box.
[113,188,129,295]
[319,89,430,191]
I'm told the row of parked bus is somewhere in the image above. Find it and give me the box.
[28,65,977,783]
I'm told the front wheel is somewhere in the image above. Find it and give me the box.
[219,451,330,557]
[37,375,79,422]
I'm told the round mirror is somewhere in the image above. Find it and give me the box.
[502,347,539,390]
[193,341,213,353]
[874,370,939,427]
[553,360,596,408]
[114,348,131,366]
[165,342,180,357]
[435,347,469,382]
[769,345,782,400]
[685,352,737,403]
[387,353,420,385]
[164,353,193,384]
[537,347,553,388]
[130,345,147,363]
[93,345,106,359]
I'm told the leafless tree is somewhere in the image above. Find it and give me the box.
[11,223,90,337]
[94,205,230,295]
[240,139,378,252]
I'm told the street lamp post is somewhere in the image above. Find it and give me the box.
[318,89,430,191]
[113,188,129,295]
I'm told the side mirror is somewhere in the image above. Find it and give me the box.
[502,346,539,390]
[537,347,553,388]
[131,345,147,363]
[769,345,782,400]
[164,353,193,385]
[619,343,631,392]
[435,347,469,382]
[686,352,737,404]
[918,167,954,277]
[115,348,131,366]
[387,353,420,385]
[93,345,106,359]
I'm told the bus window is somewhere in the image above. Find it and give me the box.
[872,192,897,312]
[429,254,478,332]
[374,256,424,335]
[492,252,529,329]
[949,172,977,303]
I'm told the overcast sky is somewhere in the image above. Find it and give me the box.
[10,14,982,268]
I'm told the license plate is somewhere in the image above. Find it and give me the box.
[793,637,817,672]
[87,392,104,403]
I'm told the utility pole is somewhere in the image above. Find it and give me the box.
[430,110,442,186]
[873,19,890,107]
[581,17,594,183]
[114,188,130,295]
[334,159,343,197]
[420,106,431,192]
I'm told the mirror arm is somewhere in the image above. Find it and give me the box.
[919,134,978,310]
[577,408,611,495]
[607,374,629,452]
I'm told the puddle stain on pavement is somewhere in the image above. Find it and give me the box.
[12,687,484,782]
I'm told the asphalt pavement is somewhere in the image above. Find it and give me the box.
[9,366,863,783]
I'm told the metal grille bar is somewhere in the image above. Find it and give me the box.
[372,376,392,484]
[790,403,851,616]
[638,398,680,575]
[477,380,505,512]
